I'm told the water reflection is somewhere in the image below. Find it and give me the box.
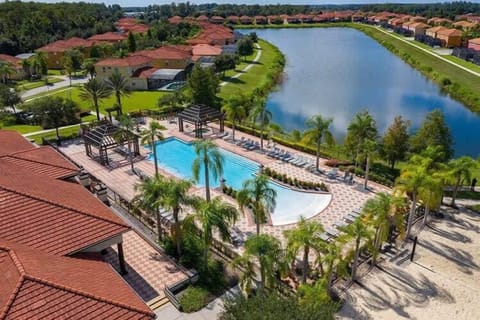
[241,28,480,157]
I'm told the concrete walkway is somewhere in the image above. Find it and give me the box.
[220,43,262,87]
[21,75,88,100]
[375,26,480,77]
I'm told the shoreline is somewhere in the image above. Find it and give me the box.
[234,22,480,115]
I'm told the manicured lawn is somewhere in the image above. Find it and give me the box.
[467,204,480,212]
[219,39,281,98]
[221,50,257,79]
[443,55,480,74]
[28,125,81,144]
[16,77,63,91]
[47,87,171,115]
[444,190,480,200]
[0,123,43,134]
[48,70,64,76]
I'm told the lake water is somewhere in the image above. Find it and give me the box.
[241,28,480,157]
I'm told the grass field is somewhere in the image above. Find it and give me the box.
[28,125,81,144]
[0,123,43,134]
[219,39,281,98]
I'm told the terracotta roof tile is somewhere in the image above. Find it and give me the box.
[95,55,151,67]
[0,240,154,319]
[0,54,21,68]
[132,45,192,60]
[88,32,127,42]
[437,28,463,36]
[192,44,223,56]
[0,130,36,156]
[0,161,129,255]
[38,37,93,53]
[469,38,480,45]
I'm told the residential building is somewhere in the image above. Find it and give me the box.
[210,15,224,24]
[192,44,223,61]
[37,37,93,69]
[226,15,239,24]
[239,15,253,24]
[187,23,235,45]
[196,15,209,23]
[88,32,127,44]
[453,20,477,31]
[436,28,463,48]
[0,54,24,80]
[468,38,480,51]
[95,55,152,90]
[132,45,193,69]
[254,15,267,24]
[115,18,149,34]
[168,15,183,24]
[408,22,429,35]
[427,17,452,26]
[426,26,448,38]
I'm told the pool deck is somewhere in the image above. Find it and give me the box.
[59,118,389,247]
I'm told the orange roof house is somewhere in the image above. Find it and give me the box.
[168,15,183,24]
[254,15,267,24]
[239,15,253,24]
[37,37,94,69]
[0,54,23,80]
[428,17,452,26]
[226,15,239,24]
[468,38,480,51]
[436,28,463,48]
[88,32,127,44]
[0,239,154,319]
[187,23,234,45]
[196,15,209,22]
[132,45,193,69]
[192,44,223,60]
[408,22,429,35]
[95,55,152,90]
[0,130,154,319]
[426,26,448,38]
[453,20,477,30]
[210,15,224,24]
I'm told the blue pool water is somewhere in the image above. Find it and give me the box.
[148,138,332,225]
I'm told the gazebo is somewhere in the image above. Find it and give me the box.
[83,122,140,166]
[177,104,224,138]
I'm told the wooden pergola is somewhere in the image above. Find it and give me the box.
[83,123,139,166]
[178,104,224,138]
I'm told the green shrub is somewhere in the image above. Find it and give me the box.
[440,76,452,86]
[180,286,210,313]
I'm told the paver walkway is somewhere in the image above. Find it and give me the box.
[104,230,188,303]
[220,43,262,86]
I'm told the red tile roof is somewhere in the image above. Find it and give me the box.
[169,15,183,24]
[1,147,78,179]
[132,45,192,61]
[0,130,36,156]
[469,38,480,45]
[0,54,21,68]
[96,55,151,67]
[437,28,463,36]
[0,239,154,319]
[88,32,127,42]
[133,67,158,79]
[192,44,223,57]
[38,37,93,53]
[196,15,209,21]
[0,161,129,255]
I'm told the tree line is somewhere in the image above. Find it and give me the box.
[0,2,122,55]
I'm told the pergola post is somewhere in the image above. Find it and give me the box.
[179,118,184,132]
[220,114,225,133]
[117,242,128,275]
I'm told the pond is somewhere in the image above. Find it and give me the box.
[241,27,480,157]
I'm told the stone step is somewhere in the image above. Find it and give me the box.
[147,295,170,310]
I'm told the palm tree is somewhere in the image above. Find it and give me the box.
[359,139,378,190]
[231,254,257,296]
[418,175,443,226]
[363,193,405,265]
[0,62,15,83]
[302,115,334,171]
[222,97,246,141]
[447,156,478,207]
[338,217,373,282]
[236,174,277,235]
[395,164,429,239]
[233,234,284,294]
[251,98,272,150]
[115,114,136,173]
[106,70,130,115]
[322,240,348,298]
[157,177,196,257]
[21,59,31,79]
[283,217,325,283]
[32,51,48,78]
[140,121,166,176]
[134,176,165,244]
[184,197,238,270]
[346,111,377,168]
[192,139,224,202]
[79,78,112,121]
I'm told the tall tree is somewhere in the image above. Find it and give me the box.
[79,78,112,121]
[106,70,130,115]
[284,217,325,284]
[0,62,15,83]
[0,84,21,114]
[192,139,224,202]
[214,54,237,77]
[251,97,271,150]
[25,96,80,142]
[134,175,165,244]
[233,234,284,294]
[32,51,48,78]
[62,49,83,87]
[447,156,478,207]
[222,96,246,141]
[359,138,379,190]
[381,115,410,169]
[187,65,219,107]
[302,115,334,171]
[338,217,373,282]
[237,37,254,61]
[410,109,454,161]
[418,175,443,226]
[140,121,166,176]
[237,174,277,235]
[184,197,238,270]
[127,32,137,52]
[345,111,377,168]
[156,177,197,257]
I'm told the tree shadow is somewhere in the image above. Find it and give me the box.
[427,223,472,243]
[349,264,455,318]
[222,78,246,85]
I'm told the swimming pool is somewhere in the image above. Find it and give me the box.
[148,138,331,225]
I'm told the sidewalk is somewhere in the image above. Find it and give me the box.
[21,75,88,100]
